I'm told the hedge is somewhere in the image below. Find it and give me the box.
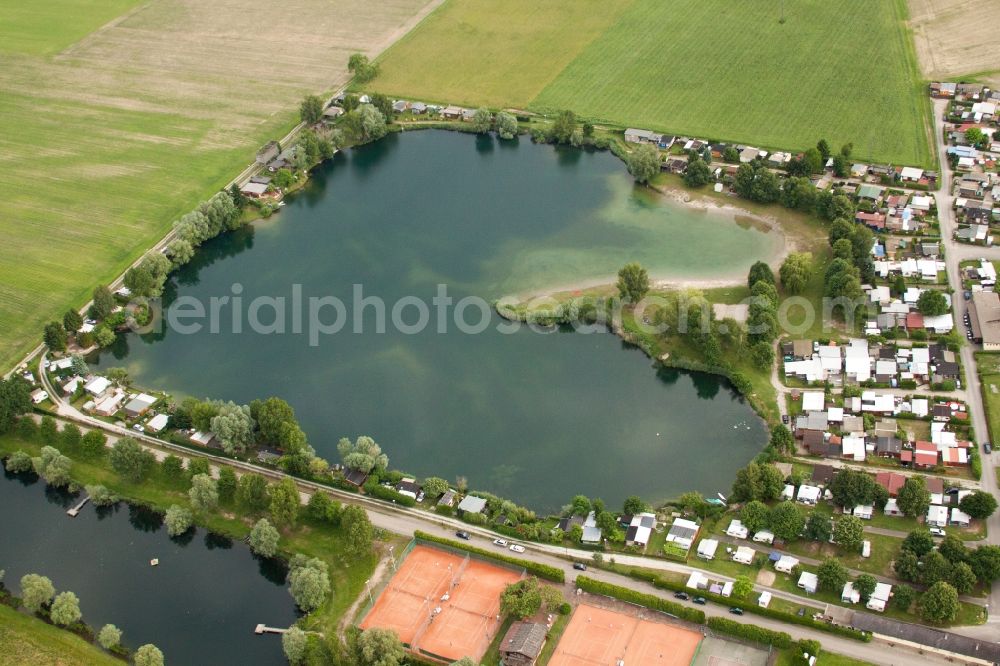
[363,480,417,507]
[413,531,564,583]
[708,617,793,648]
[575,576,705,625]
[651,577,869,642]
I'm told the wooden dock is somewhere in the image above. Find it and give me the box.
[66,496,90,517]
[254,624,288,635]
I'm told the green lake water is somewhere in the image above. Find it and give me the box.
[95,130,776,511]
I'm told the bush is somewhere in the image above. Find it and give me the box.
[362,479,416,507]
[707,617,792,648]
[558,602,571,615]
[414,531,563,582]
[575,576,705,624]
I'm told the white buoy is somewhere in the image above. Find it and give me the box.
[150,559,159,567]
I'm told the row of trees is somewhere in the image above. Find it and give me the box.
[746,261,778,369]
[895,527,1000,596]
[3,570,160,663]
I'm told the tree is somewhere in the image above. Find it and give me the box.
[950,561,977,594]
[893,584,916,612]
[359,104,387,141]
[549,110,576,144]
[249,518,280,557]
[217,466,237,505]
[757,464,784,500]
[496,112,518,140]
[252,397,297,444]
[86,484,118,507]
[20,573,55,612]
[802,147,823,174]
[167,238,195,267]
[833,516,864,552]
[921,551,953,587]
[769,501,804,541]
[732,575,754,600]
[622,495,648,516]
[723,146,739,162]
[124,252,171,298]
[300,94,324,125]
[32,445,71,487]
[188,457,210,478]
[94,325,116,347]
[341,504,374,557]
[337,436,388,474]
[626,144,659,184]
[817,557,848,592]
[803,511,832,542]
[471,108,493,134]
[854,574,877,601]
[80,430,107,458]
[616,262,650,303]
[270,477,301,529]
[919,581,960,624]
[965,127,986,147]
[0,377,32,433]
[369,93,393,120]
[307,491,340,524]
[4,450,33,473]
[902,529,935,557]
[682,156,712,187]
[39,415,59,443]
[289,555,331,612]
[748,261,775,288]
[916,290,949,316]
[237,473,271,513]
[960,491,998,520]
[61,423,82,450]
[831,154,849,178]
[422,477,449,499]
[816,139,831,160]
[897,477,931,518]
[210,402,255,455]
[44,321,68,351]
[50,591,82,626]
[134,644,164,666]
[731,463,762,502]
[740,500,769,533]
[824,258,862,300]
[779,252,812,294]
[355,627,405,666]
[828,469,878,509]
[969,545,1000,583]
[63,309,83,333]
[283,626,308,665]
[769,424,794,454]
[159,455,181,482]
[347,53,378,83]
[500,577,563,619]
[165,504,193,537]
[98,624,122,650]
[938,535,968,564]
[109,438,155,483]
[90,285,115,320]
[188,474,219,513]
[894,550,921,582]
[16,416,37,441]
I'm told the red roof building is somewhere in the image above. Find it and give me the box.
[875,471,906,496]
[905,312,925,330]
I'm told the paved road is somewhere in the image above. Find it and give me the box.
[931,98,1000,619]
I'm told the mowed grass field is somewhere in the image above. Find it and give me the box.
[0,604,120,666]
[372,0,933,166]
[0,0,438,371]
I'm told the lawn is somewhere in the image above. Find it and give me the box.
[0,603,120,666]
[0,0,436,372]
[976,352,1000,443]
[371,0,933,166]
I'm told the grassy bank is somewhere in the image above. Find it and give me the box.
[0,431,380,638]
[0,603,120,666]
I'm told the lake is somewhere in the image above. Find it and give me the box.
[0,469,297,664]
[95,130,773,511]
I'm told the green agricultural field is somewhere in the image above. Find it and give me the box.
[0,0,437,372]
[372,0,933,167]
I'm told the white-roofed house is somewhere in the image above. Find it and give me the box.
[30,389,48,404]
[752,530,774,544]
[853,504,874,520]
[775,555,799,573]
[733,546,755,565]
[666,517,699,551]
[625,512,657,549]
[84,376,111,398]
[758,591,772,608]
[866,583,893,612]
[841,435,866,462]
[842,582,861,604]
[697,538,719,560]
[801,391,825,412]
[781,484,795,500]
[146,413,169,433]
[927,504,948,527]
[798,572,818,594]
[796,485,821,505]
[686,571,708,590]
[900,166,924,182]
[951,507,971,526]
[725,519,748,539]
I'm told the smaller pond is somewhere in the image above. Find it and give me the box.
[0,470,297,665]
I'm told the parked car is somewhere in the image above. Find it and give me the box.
[729,607,744,616]
[573,562,587,571]
[509,544,525,553]
[693,597,707,605]
[492,538,508,547]
[456,531,471,540]
[132,424,144,432]
[984,442,992,454]
[674,591,690,600]
[781,414,789,424]
[796,607,806,617]
[964,290,972,300]
[930,527,946,537]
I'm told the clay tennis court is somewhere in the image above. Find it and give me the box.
[548,603,702,666]
[360,545,523,662]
